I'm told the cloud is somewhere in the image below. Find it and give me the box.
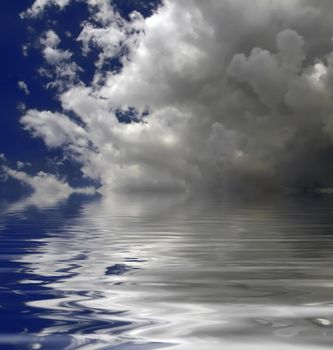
[20,0,333,193]
[21,109,88,149]
[37,30,82,91]
[16,161,31,170]
[3,166,95,210]
[21,0,72,18]
[18,81,30,95]
[40,30,72,64]
[78,19,131,70]
[228,29,305,109]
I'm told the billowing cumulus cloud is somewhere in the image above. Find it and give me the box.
[20,0,333,194]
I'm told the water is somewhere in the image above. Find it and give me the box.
[1,193,333,349]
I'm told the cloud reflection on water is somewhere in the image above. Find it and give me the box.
[2,193,333,349]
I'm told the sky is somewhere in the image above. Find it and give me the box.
[2,0,333,200]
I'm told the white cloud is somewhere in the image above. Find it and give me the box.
[78,23,128,69]
[21,109,88,149]
[22,44,30,57]
[3,166,95,210]
[40,30,72,65]
[20,0,333,193]
[16,161,25,169]
[39,30,81,91]
[21,0,72,18]
[18,81,30,95]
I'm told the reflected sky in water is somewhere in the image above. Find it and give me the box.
[1,194,333,349]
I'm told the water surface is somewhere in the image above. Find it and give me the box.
[1,194,333,349]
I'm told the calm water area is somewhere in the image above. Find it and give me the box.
[1,193,333,349]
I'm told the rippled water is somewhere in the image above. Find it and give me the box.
[1,194,333,349]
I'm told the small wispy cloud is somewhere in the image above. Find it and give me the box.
[18,81,30,95]
[21,0,72,18]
